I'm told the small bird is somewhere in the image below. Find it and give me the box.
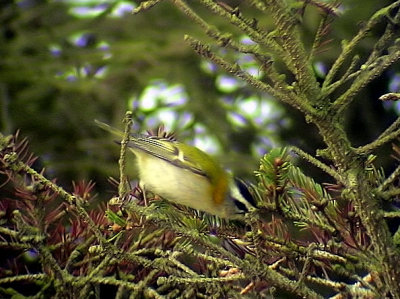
[96,120,255,219]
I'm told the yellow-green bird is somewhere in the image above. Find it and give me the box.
[96,120,255,219]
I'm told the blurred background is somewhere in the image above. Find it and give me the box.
[1,0,399,200]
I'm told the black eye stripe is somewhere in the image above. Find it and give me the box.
[234,178,256,207]
[233,199,248,213]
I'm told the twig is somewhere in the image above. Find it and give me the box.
[290,146,343,182]
[118,111,133,198]
[184,35,312,114]
[357,127,400,155]
[333,49,400,115]
[132,0,165,15]
[378,163,400,192]
[322,1,400,88]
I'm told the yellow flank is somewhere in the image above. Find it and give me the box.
[212,172,228,205]
[175,142,229,206]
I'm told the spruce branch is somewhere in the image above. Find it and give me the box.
[247,0,267,12]
[0,274,47,285]
[0,134,119,259]
[132,0,165,15]
[322,0,400,88]
[379,92,400,102]
[184,35,312,114]
[3,152,77,205]
[80,275,162,294]
[355,116,400,156]
[118,111,133,198]
[263,238,355,265]
[173,0,275,71]
[379,188,400,200]
[123,202,323,298]
[257,148,339,234]
[300,0,341,17]
[171,0,322,112]
[342,171,400,298]
[13,210,66,279]
[263,0,320,99]
[157,273,245,285]
[193,0,285,57]
[297,243,317,286]
[0,241,31,250]
[163,250,199,277]
[279,266,377,298]
[333,48,400,114]
[0,226,18,238]
[64,235,96,272]
[282,205,337,234]
[183,248,237,269]
[330,273,380,299]
[356,126,400,155]
[186,0,311,83]
[365,7,400,66]
[321,54,361,98]
[130,269,161,299]
[384,211,400,218]
[308,14,334,62]
[291,146,342,182]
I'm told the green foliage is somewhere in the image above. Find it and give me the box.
[256,148,291,188]
[106,209,127,227]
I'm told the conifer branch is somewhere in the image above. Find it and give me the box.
[132,0,165,15]
[333,49,400,114]
[356,126,400,155]
[322,1,400,89]
[0,274,47,284]
[123,202,323,299]
[184,35,313,114]
[384,211,400,218]
[379,188,400,200]
[118,111,133,198]
[291,146,342,182]
[308,14,333,62]
[173,0,275,70]
[321,55,360,98]
[194,0,286,61]
[263,0,320,99]
[3,152,77,205]
[365,7,400,66]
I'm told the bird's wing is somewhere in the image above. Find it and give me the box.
[95,119,209,177]
[128,137,208,177]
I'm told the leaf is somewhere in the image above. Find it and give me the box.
[106,209,126,227]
